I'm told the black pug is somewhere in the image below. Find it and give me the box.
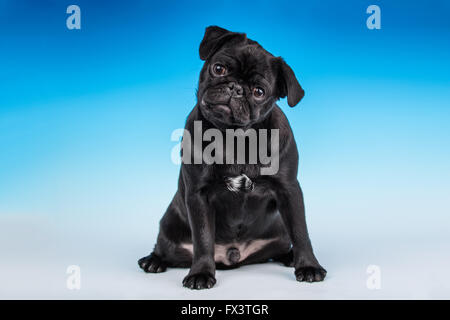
[138,26,326,289]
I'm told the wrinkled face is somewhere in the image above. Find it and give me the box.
[198,45,279,128]
[196,26,305,129]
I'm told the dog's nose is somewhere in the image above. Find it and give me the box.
[228,82,243,98]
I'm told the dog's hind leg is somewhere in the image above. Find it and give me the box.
[237,239,291,267]
[139,199,193,272]
[138,251,168,273]
[138,239,192,272]
[272,249,294,267]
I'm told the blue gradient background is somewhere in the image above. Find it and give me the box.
[0,0,449,298]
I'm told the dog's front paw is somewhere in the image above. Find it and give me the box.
[295,266,327,282]
[138,253,167,273]
[183,272,216,290]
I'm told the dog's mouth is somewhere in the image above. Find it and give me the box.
[201,98,231,115]
[200,96,251,127]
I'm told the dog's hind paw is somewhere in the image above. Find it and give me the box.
[273,250,294,267]
[138,253,167,273]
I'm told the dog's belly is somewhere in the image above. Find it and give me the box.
[180,238,278,266]
[179,173,286,265]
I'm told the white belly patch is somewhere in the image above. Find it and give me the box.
[180,238,278,265]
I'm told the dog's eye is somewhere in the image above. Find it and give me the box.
[212,63,227,76]
[253,87,265,98]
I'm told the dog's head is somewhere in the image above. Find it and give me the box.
[197,26,304,129]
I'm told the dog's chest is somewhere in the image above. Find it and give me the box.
[214,165,261,195]
[207,170,278,238]
[225,174,254,192]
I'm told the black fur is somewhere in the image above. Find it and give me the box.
[138,26,326,289]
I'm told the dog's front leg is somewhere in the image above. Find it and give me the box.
[182,192,216,289]
[277,180,327,282]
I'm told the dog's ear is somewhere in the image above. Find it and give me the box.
[276,58,305,107]
[199,26,246,61]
